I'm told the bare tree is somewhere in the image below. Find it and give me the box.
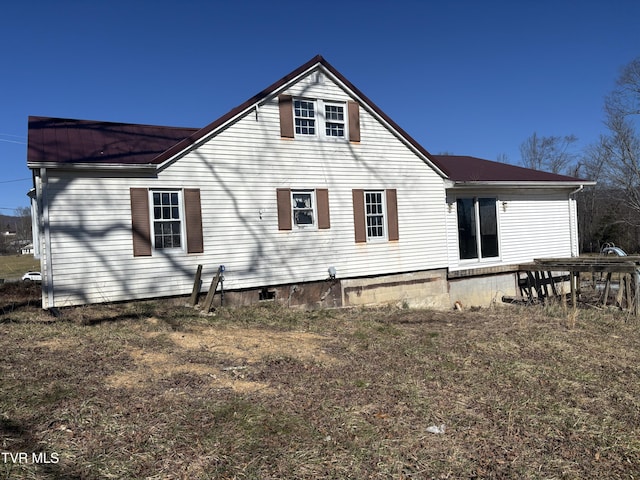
[598,57,640,219]
[496,152,510,163]
[575,57,640,252]
[14,206,32,247]
[520,132,579,174]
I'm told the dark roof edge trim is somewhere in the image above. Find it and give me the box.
[28,162,158,172]
[316,60,447,178]
[151,55,328,167]
[446,180,597,188]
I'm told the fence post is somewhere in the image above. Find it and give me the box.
[189,265,203,306]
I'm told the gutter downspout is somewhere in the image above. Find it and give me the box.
[569,185,585,257]
[570,185,584,196]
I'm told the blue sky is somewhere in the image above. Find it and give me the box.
[1,0,639,213]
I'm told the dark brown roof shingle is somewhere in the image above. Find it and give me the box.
[27,116,197,165]
[431,155,588,183]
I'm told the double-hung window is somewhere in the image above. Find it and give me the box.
[276,188,330,231]
[293,98,346,139]
[324,102,345,137]
[152,190,183,249]
[131,188,203,257]
[352,189,399,243]
[292,190,315,227]
[294,100,316,135]
[365,191,386,240]
[456,197,499,260]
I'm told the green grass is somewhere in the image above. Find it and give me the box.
[0,254,39,280]
[1,284,640,479]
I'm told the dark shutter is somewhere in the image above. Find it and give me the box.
[278,94,294,138]
[277,188,292,230]
[184,188,204,253]
[352,189,366,243]
[316,189,330,229]
[130,188,151,257]
[348,101,360,143]
[386,189,399,241]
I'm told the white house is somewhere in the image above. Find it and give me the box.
[26,55,594,309]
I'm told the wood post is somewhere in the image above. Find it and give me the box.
[525,272,535,302]
[202,266,223,313]
[602,272,613,307]
[517,260,640,316]
[190,264,203,306]
[616,274,626,308]
[548,271,558,297]
[633,269,640,316]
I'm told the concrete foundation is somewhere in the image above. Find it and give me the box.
[341,270,450,309]
[448,272,518,308]
[206,270,449,310]
[198,268,518,311]
[207,279,342,309]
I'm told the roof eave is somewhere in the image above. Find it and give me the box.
[28,162,158,172]
[446,180,597,189]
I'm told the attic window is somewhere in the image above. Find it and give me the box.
[294,100,316,135]
[324,103,345,137]
[293,98,347,139]
[279,95,359,142]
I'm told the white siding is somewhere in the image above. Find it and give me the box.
[446,189,576,271]
[43,71,449,306]
[40,67,581,307]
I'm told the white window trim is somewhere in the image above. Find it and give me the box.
[365,190,387,242]
[149,189,186,252]
[456,196,501,263]
[293,98,348,141]
[291,189,317,229]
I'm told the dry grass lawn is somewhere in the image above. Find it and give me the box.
[1,282,640,479]
[0,256,40,282]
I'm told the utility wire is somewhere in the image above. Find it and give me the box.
[0,177,31,184]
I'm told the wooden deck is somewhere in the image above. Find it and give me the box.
[511,257,640,315]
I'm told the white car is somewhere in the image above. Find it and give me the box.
[21,271,42,282]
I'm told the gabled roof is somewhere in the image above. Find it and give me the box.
[26,55,593,186]
[147,54,446,170]
[27,55,441,170]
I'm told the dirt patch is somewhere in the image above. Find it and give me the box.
[105,348,273,393]
[163,326,334,364]
[105,324,334,393]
